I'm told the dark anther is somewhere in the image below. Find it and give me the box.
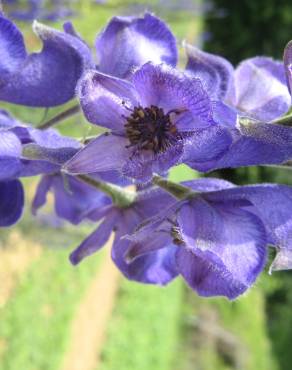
[170,226,185,246]
[124,105,182,154]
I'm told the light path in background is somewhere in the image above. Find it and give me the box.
[61,235,121,370]
[0,231,42,308]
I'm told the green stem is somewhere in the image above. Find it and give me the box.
[152,175,194,200]
[77,174,136,208]
[38,104,80,130]
[261,162,292,170]
[272,114,292,127]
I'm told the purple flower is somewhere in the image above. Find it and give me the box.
[64,62,232,181]
[0,179,24,226]
[183,44,292,172]
[70,185,178,285]
[1,119,80,180]
[0,109,83,226]
[32,174,111,225]
[125,179,292,299]
[0,14,93,106]
[186,44,291,121]
[184,119,292,172]
[284,40,292,95]
[32,167,130,225]
[96,13,177,79]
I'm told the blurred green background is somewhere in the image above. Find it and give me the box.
[1,1,292,370]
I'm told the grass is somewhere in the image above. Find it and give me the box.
[177,280,277,370]
[0,216,104,370]
[98,279,184,370]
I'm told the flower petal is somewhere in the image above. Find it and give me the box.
[78,70,138,130]
[63,134,129,174]
[207,122,292,171]
[0,16,26,81]
[0,17,93,107]
[270,249,292,272]
[96,13,177,78]
[0,179,24,227]
[230,57,290,121]
[113,210,178,285]
[185,43,234,100]
[182,126,232,171]
[122,140,184,182]
[132,62,213,129]
[284,40,292,95]
[32,175,53,215]
[70,211,118,265]
[209,184,292,252]
[177,200,267,299]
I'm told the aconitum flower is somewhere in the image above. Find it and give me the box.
[70,185,178,285]
[185,44,291,121]
[0,14,93,106]
[32,170,129,225]
[1,122,80,179]
[0,110,81,226]
[95,13,178,78]
[126,179,292,299]
[284,40,292,95]
[183,44,292,172]
[32,174,111,225]
[64,62,232,181]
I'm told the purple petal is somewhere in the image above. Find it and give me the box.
[122,140,184,182]
[22,144,79,166]
[0,158,21,180]
[96,13,177,78]
[78,70,138,130]
[177,248,248,299]
[177,200,267,299]
[0,17,93,107]
[112,209,178,284]
[209,184,292,253]
[70,211,118,265]
[0,110,19,129]
[17,159,59,178]
[133,63,213,129]
[0,179,24,227]
[185,43,234,100]
[29,128,80,149]
[183,177,235,192]
[125,219,174,261]
[230,57,290,121]
[0,131,22,180]
[63,133,128,174]
[32,175,53,215]
[284,40,292,95]
[207,122,292,171]
[182,126,232,170]
[0,15,26,81]
[0,130,22,157]
[212,101,237,128]
[270,249,292,272]
[48,175,110,225]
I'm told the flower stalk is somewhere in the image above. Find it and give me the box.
[77,174,136,208]
[38,104,81,130]
[152,174,194,200]
[272,113,292,126]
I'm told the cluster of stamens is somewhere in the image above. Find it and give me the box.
[124,105,181,154]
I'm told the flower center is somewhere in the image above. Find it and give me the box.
[124,105,180,154]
